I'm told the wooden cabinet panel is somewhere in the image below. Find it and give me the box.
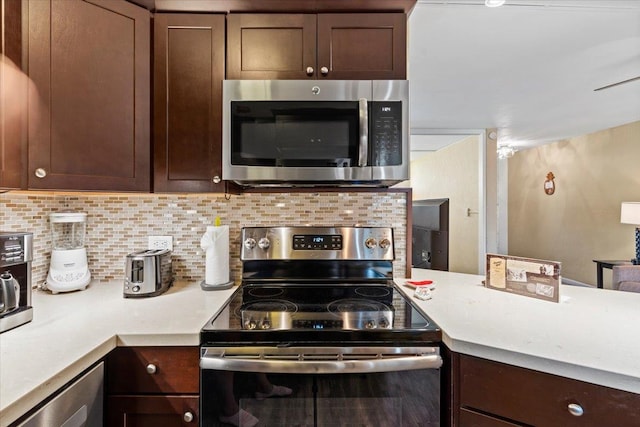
[226,13,317,80]
[0,0,25,189]
[153,13,226,192]
[106,395,199,427]
[27,0,150,191]
[459,408,523,427]
[227,13,406,80]
[106,346,199,394]
[458,354,640,426]
[317,13,406,80]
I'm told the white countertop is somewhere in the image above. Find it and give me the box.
[2,269,640,425]
[397,269,640,394]
[0,281,236,427]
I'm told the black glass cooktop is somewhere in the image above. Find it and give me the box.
[201,284,441,346]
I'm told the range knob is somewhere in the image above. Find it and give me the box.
[365,238,377,249]
[258,237,270,250]
[379,238,391,250]
[244,238,256,250]
[244,319,257,330]
[260,319,271,330]
[365,319,377,329]
[378,318,389,328]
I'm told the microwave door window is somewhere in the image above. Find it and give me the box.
[275,119,352,167]
[231,101,359,167]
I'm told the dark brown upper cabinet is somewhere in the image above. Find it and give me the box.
[227,13,407,80]
[27,0,151,191]
[153,14,226,193]
[0,0,25,189]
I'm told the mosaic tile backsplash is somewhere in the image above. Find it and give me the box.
[1,191,408,287]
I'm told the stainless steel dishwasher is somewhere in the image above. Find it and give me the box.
[17,362,103,427]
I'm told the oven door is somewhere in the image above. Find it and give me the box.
[200,346,442,427]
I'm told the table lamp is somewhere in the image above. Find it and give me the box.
[621,202,640,265]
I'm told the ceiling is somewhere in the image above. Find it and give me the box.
[408,0,640,151]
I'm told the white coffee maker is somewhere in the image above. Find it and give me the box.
[46,212,91,293]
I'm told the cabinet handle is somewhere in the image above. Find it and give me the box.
[212,175,221,184]
[146,363,157,374]
[306,66,314,76]
[320,66,329,76]
[567,403,584,417]
[183,411,194,423]
[34,168,47,178]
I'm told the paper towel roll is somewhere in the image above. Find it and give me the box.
[200,225,229,286]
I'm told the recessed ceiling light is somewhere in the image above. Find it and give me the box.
[485,0,506,7]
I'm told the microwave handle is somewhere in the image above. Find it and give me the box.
[358,98,368,167]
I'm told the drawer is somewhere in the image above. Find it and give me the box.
[459,408,523,427]
[106,346,199,394]
[106,395,198,426]
[459,355,640,426]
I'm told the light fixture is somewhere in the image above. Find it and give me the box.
[497,144,516,159]
[621,202,640,265]
[485,0,506,7]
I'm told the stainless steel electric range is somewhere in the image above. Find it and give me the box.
[200,226,442,427]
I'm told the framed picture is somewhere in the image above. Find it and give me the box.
[486,254,561,303]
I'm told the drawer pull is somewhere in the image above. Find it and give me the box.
[183,411,194,423]
[306,66,314,76]
[35,168,47,178]
[568,403,584,417]
[320,66,329,76]
[146,363,157,374]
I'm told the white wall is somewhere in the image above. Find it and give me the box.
[409,135,481,274]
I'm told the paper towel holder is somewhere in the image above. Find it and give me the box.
[200,280,234,291]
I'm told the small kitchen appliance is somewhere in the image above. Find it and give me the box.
[0,231,34,333]
[200,226,442,426]
[124,249,173,297]
[46,212,91,293]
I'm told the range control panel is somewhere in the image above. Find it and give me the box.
[241,226,394,261]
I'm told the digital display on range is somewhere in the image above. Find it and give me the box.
[293,235,342,250]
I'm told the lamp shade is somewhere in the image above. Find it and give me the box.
[621,202,640,225]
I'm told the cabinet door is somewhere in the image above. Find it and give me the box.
[317,13,407,80]
[106,395,198,427]
[459,354,640,426]
[27,0,150,191]
[226,13,317,79]
[0,0,25,189]
[154,14,226,192]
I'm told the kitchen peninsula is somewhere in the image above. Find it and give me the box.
[1,269,640,426]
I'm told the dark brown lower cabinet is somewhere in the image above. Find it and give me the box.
[454,353,640,426]
[106,395,198,427]
[105,346,199,427]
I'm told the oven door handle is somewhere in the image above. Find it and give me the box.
[200,353,442,374]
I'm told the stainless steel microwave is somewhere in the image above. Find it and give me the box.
[222,80,409,187]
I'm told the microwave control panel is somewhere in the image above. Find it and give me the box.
[370,101,402,166]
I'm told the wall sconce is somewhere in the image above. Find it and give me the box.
[621,202,640,264]
[497,144,516,159]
